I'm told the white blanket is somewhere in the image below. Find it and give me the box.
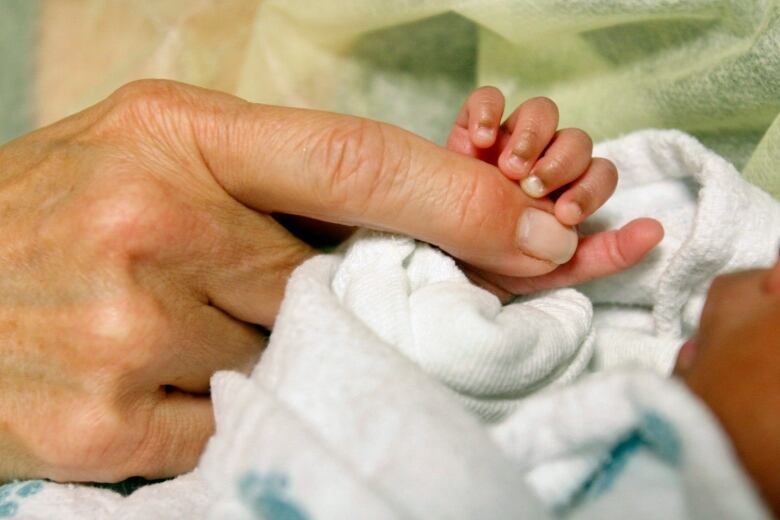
[7,130,779,519]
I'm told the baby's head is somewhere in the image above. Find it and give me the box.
[675,253,780,514]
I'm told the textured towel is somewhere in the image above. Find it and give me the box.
[583,130,780,373]
[328,234,595,420]
[9,130,780,519]
[492,371,770,518]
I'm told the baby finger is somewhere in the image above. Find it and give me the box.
[466,86,505,148]
[554,157,618,225]
[520,127,593,198]
[498,96,559,180]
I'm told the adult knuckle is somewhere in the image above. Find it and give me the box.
[71,405,124,460]
[110,80,181,112]
[311,118,393,216]
[83,177,168,255]
[102,80,191,135]
[80,295,169,376]
[43,400,131,480]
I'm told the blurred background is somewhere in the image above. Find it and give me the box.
[2,0,778,196]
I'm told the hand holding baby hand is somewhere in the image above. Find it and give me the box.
[448,87,613,225]
[447,87,664,296]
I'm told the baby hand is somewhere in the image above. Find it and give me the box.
[447,87,664,296]
[447,86,614,227]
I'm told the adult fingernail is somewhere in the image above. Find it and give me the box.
[516,208,578,264]
[520,175,545,198]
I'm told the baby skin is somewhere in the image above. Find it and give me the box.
[443,87,664,296]
[675,256,780,516]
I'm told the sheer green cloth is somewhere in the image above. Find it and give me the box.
[1,0,778,196]
[244,0,780,197]
[0,0,37,145]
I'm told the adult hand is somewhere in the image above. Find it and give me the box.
[0,80,650,483]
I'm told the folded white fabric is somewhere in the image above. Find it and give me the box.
[203,254,550,519]
[10,129,780,519]
[581,129,780,373]
[4,471,211,519]
[492,371,769,519]
[328,233,595,420]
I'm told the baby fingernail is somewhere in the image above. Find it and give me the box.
[516,208,578,264]
[508,153,527,173]
[520,175,545,198]
[475,126,494,143]
[507,134,534,173]
[560,201,582,222]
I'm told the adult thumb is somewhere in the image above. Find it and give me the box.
[192,94,574,276]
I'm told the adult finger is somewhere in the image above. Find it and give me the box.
[192,202,316,327]
[168,83,572,276]
[125,392,214,480]
[89,166,314,328]
[48,392,215,483]
[158,304,266,394]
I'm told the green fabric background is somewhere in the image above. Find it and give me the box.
[0,0,37,145]
[0,1,778,197]
[243,0,780,197]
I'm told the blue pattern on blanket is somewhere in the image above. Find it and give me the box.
[639,410,682,465]
[238,471,308,520]
[0,480,44,517]
[569,410,682,509]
